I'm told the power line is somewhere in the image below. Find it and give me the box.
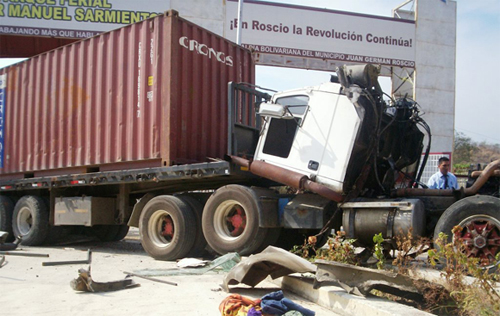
[455,128,500,143]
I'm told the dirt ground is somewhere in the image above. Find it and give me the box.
[0,228,339,316]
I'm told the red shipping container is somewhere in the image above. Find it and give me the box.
[0,11,255,179]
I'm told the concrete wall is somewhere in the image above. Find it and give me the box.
[415,0,457,153]
[171,0,225,36]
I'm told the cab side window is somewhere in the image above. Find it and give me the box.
[262,96,309,158]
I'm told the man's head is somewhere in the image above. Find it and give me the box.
[438,157,451,175]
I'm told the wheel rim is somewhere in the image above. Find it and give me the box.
[148,209,175,248]
[214,200,247,242]
[454,215,500,267]
[17,206,33,236]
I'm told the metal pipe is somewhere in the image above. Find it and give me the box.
[249,160,307,189]
[231,156,344,202]
[393,188,456,197]
[42,249,92,266]
[464,159,500,196]
[392,0,414,18]
[0,251,49,257]
[124,271,177,286]
[470,169,500,178]
[232,155,305,188]
[302,179,344,202]
[393,159,500,197]
[236,0,244,45]
[230,155,250,169]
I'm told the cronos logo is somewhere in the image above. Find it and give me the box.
[179,36,234,67]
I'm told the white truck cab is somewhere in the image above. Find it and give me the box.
[254,82,365,194]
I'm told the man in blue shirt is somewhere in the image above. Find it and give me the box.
[427,156,459,189]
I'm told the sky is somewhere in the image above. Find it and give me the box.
[1,0,499,144]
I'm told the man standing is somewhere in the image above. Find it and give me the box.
[427,156,459,189]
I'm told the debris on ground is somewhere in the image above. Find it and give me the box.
[133,252,241,277]
[223,246,316,291]
[176,257,210,268]
[219,294,262,316]
[123,271,177,286]
[219,290,316,316]
[261,290,315,316]
[0,255,5,268]
[0,232,21,251]
[0,251,49,257]
[70,267,140,292]
[43,249,92,266]
[314,259,445,302]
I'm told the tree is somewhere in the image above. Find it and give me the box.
[453,132,477,164]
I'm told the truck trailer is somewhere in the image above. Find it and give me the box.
[0,12,499,267]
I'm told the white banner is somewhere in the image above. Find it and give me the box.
[225,0,416,69]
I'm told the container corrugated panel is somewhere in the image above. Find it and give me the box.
[0,11,254,178]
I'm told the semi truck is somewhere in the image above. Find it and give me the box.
[0,12,499,266]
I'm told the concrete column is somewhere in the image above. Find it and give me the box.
[414,0,457,153]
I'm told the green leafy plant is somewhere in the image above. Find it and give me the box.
[291,230,358,265]
[452,163,470,176]
[391,229,430,275]
[373,233,385,269]
[315,230,358,265]
[290,237,314,259]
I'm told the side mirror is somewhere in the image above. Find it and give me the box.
[258,102,293,119]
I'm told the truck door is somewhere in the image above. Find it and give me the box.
[255,88,336,181]
[255,83,364,194]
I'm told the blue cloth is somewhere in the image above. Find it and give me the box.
[427,171,458,189]
[261,290,315,316]
[247,307,262,316]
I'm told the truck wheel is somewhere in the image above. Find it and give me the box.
[177,195,208,257]
[41,197,71,245]
[255,227,282,253]
[91,225,120,242]
[274,229,308,251]
[434,195,500,269]
[111,225,130,241]
[139,195,196,261]
[0,196,15,242]
[12,196,49,246]
[202,185,268,256]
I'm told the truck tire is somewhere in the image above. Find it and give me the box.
[41,197,71,245]
[255,227,282,253]
[139,195,196,261]
[202,185,269,256]
[12,196,49,246]
[274,229,308,251]
[434,195,500,269]
[91,225,120,242]
[111,225,130,241]
[177,195,208,257]
[0,196,15,242]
